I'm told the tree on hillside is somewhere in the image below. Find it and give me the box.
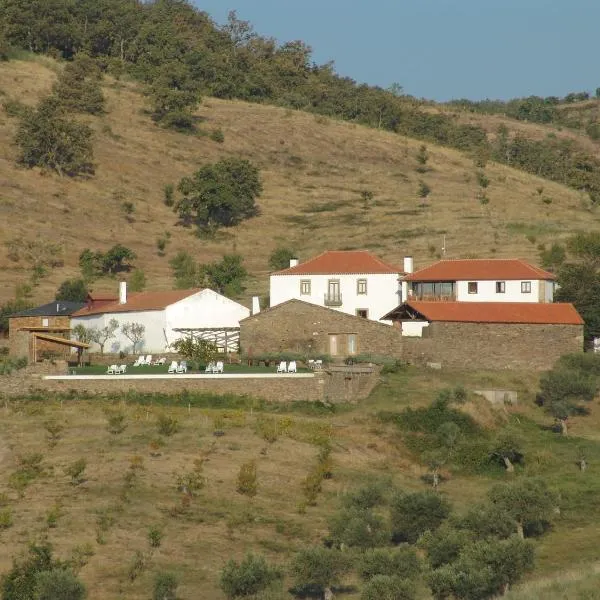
[169,250,199,289]
[200,254,248,297]
[269,247,296,271]
[390,491,451,544]
[34,568,87,600]
[1,541,57,600]
[52,54,105,115]
[129,269,146,292]
[14,96,94,177]
[56,279,88,303]
[174,158,262,235]
[488,479,557,539]
[79,246,137,278]
[290,547,352,600]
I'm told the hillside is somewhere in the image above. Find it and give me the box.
[1,57,600,307]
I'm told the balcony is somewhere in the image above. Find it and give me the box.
[324,292,343,306]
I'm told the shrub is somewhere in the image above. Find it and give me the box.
[44,421,64,447]
[46,505,61,529]
[358,547,421,580]
[148,526,163,548]
[210,128,225,143]
[220,553,281,598]
[237,461,258,497]
[156,414,179,436]
[128,551,148,582]
[175,470,205,496]
[341,482,388,511]
[1,541,56,600]
[419,525,472,568]
[361,575,416,600]
[290,547,351,595]
[0,508,13,529]
[328,507,391,549]
[66,459,87,485]
[153,572,178,600]
[105,409,127,434]
[34,568,87,600]
[390,491,451,543]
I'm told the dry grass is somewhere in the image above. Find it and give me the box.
[1,58,598,306]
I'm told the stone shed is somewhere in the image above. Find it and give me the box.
[383,301,584,370]
[240,299,403,359]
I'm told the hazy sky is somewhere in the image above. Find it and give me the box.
[192,0,597,101]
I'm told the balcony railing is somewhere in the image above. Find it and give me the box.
[324,293,343,306]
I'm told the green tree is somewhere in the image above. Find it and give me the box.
[358,547,421,581]
[200,254,248,297]
[390,491,451,544]
[52,54,105,115]
[129,269,146,292]
[1,542,56,600]
[361,576,416,600]
[220,553,281,599]
[488,479,558,539]
[539,242,566,272]
[175,158,262,234]
[169,250,199,289]
[78,249,103,280]
[172,337,217,366]
[121,322,145,354]
[14,96,94,177]
[56,279,88,303]
[269,247,297,271]
[328,506,390,549]
[290,547,352,598]
[420,525,472,569]
[152,572,178,600]
[101,244,136,275]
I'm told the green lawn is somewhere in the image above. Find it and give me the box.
[72,363,310,375]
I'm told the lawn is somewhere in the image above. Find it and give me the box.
[72,363,310,375]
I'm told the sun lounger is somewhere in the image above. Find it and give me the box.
[132,356,145,367]
[168,360,178,374]
[288,360,297,373]
[153,357,166,366]
[276,361,287,373]
[177,360,187,374]
[106,364,118,374]
[215,361,224,374]
[143,354,153,365]
[205,362,215,373]
[117,364,127,374]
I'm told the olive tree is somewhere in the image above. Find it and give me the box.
[121,322,146,354]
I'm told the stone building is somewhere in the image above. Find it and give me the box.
[8,301,88,362]
[383,301,584,370]
[240,299,403,359]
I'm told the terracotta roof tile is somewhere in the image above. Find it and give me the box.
[273,250,403,275]
[404,259,556,282]
[72,289,201,317]
[386,301,583,325]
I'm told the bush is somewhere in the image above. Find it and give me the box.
[341,482,388,511]
[0,508,13,529]
[156,414,179,436]
[237,461,258,497]
[290,547,351,593]
[358,547,421,580]
[66,459,87,485]
[34,569,86,600]
[361,575,416,600]
[153,572,178,600]
[105,409,127,434]
[148,526,163,548]
[328,507,390,549]
[419,525,472,568]
[220,553,281,598]
[1,542,56,600]
[210,128,225,143]
[390,491,451,543]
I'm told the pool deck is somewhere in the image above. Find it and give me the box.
[45,373,316,381]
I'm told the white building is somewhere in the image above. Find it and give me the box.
[71,284,250,353]
[269,250,407,322]
[402,259,555,304]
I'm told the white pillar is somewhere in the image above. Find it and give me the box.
[252,296,260,315]
[119,281,127,304]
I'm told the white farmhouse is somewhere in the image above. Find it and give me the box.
[269,250,406,322]
[71,284,250,353]
[402,259,555,304]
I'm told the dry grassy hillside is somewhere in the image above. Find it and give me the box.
[1,57,599,306]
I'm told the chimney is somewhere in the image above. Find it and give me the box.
[119,281,127,305]
[289,258,299,268]
[403,256,413,274]
[252,296,261,315]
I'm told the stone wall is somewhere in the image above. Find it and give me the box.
[241,300,403,359]
[402,322,583,370]
[9,315,71,360]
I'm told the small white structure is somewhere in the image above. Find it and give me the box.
[71,286,250,353]
[269,250,406,322]
[402,259,555,304]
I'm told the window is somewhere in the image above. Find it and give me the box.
[356,309,368,319]
[521,281,532,294]
[347,334,357,355]
[468,282,478,294]
[300,280,311,295]
[495,281,506,294]
[42,318,49,327]
[357,278,367,294]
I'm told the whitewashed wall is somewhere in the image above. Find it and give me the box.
[455,279,548,302]
[270,273,401,322]
[401,321,429,337]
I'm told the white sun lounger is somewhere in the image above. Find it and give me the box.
[106,364,118,374]
[276,361,287,373]
[288,360,297,373]
[168,361,178,374]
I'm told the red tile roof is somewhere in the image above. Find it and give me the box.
[388,301,583,325]
[404,259,556,282]
[72,289,201,317]
[273,250,403,275]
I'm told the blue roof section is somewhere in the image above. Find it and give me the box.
[10,301,86,318]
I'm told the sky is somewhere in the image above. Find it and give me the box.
[192,0,598,102]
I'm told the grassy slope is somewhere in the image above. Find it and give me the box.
[1,57,600,307]
[1,367,600,598]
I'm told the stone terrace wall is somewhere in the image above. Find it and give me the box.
[402,322,583,370]
[241,300,403,358]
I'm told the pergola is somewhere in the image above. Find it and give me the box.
[172,327,240,353]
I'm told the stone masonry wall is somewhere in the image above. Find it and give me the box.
[402,322,583,370]
[241,300,403,358]
[9,315,71,360]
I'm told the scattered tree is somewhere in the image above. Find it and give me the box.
[290,547,352,599]
[415,144,429,172]
[56,279,88,303]
[200,254,248,297]
[152,572,178,600]
[52,54,105,115]
[1,541,56,600]
[89,319,119,354]
[361,576,416,600]
[220,553,280,599]
[269,247,297,271]
[129,269,146,292]
[174,158,262,235]
[34,568,86,600]
[121,322,146,354]
[170,250,199,288]
[328,506,390,549]
[390,491,451,543]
